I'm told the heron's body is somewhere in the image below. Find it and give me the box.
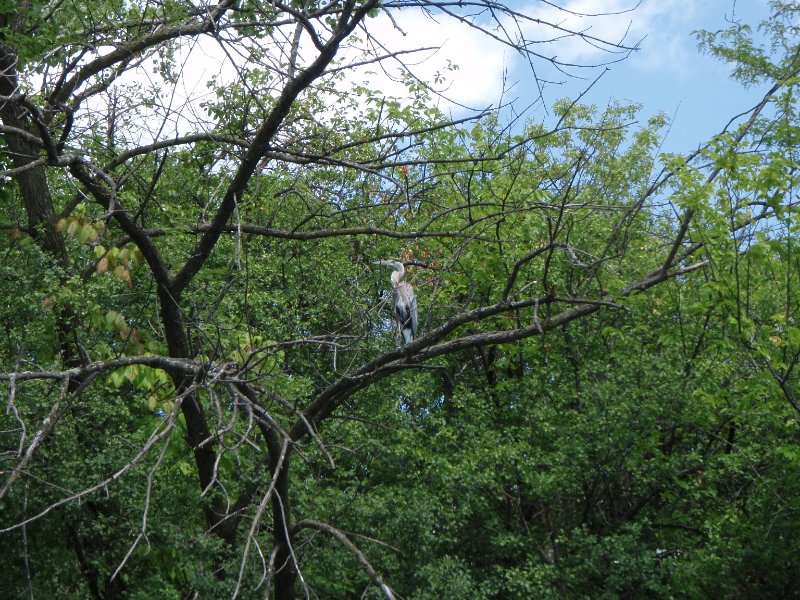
[392,279,417,344]
[376,260,418,344]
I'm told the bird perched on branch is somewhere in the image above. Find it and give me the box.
[374,260,417,344]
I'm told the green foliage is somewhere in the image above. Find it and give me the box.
[2,1,800,598]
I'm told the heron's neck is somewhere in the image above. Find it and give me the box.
[390,271,402,287]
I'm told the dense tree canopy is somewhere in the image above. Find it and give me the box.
[2,0,800,598]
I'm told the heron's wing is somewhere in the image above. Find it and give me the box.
[409,289,418,337]
[393,282,417,333]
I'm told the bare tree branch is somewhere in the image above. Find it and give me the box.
[294,519,397,600]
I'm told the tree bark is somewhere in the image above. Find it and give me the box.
[266,431,296,600]
[0,44,66,264]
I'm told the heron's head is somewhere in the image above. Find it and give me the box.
[373,259,406,285]
[373,259,404,271]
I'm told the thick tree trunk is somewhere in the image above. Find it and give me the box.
[0,42,86,385]
[157,285,239,544]
[267,437,297,599]
[0,45,66,264]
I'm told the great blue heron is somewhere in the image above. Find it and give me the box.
[374,260,417,344]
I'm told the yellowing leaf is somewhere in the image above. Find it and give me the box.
[113,265,127,282]
[78,223,97,243]
[124,365,138,383]
[105,311,119,329]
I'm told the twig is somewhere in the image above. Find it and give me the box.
[110,426,176,581]
[232,437,290,600]
[294,520,397,600]
[0,373,97,500]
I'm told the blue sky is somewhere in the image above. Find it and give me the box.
[528,0,772,153]
[363,0,774,154]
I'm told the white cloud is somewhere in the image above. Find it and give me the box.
[627,0,702,73]
[147,9,514,124]
[513,0,701,73]
[340,1,707,112]
[516,0,643,65]
[341,8,512,110]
